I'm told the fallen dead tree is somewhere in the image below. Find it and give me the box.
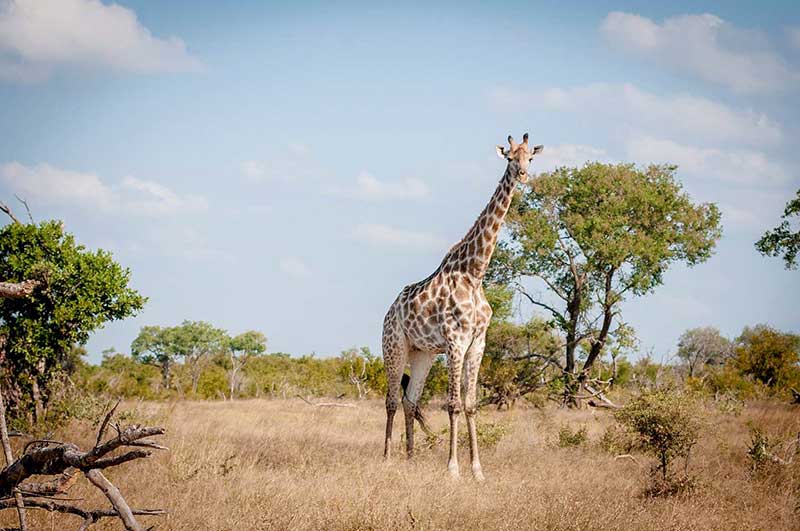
[0,396,167,531]
[295,394,357,408]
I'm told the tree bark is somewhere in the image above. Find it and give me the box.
[0,388,27,530]
[0,280,39,299]
[562,288,582,407]
[85,469,146,531]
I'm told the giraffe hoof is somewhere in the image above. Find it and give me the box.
[472,468,485,482]
[448,464,460,479]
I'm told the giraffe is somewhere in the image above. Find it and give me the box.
[382,133,543,480]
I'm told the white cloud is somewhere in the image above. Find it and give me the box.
[333,171,430,201]
[536,144,611,172]
[352,223,444,250]
[491,83,782,146]
[241,144,316,183]
[120,176,207,215]
[0,161,207,216]
[601,12,799,92]
[279,257,311,279]
[625,136,789,186]
[0,0,201,82]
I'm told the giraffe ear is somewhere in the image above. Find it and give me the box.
[496,146,508,159]
[532,144,544,155]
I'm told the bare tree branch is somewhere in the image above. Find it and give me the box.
[0,497,165,530]
[0,201,20,224]
[85,469,146,531]
[0,420,167,530]
[96,398,121,446]
[13,195,33,224]
[516,285,567,325]
[0,280,40,299]
[295,395,357,408]
[18,468,78,497]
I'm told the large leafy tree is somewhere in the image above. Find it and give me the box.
[0,218,146,420]
[131,325,178,390]
[170,321,228,395]
[734,324,800,392]
[490,163,721,406]
[756,189,800,270]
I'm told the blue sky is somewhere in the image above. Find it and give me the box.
[0,0,798,363]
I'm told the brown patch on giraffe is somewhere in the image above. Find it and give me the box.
[454,287,469,301]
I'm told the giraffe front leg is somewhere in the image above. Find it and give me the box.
[445,341,466,479]
[464,334,486,482]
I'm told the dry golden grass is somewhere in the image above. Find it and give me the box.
[4,398,799,530]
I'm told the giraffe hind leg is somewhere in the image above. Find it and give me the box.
[382,315,407,460]
[402,351,435,458]
[401,373,434,437]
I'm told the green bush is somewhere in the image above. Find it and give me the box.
[557,425,588,448]
[598,424,641,455]
[614,388,701,491]
[714,391,744,416]
[196,364,228,399]
[746,425,775,474]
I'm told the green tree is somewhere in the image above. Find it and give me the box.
[755,189,800,269]
[131,325,177,391]
[169,321,228,395]
[490,163,721,406]
[481,318,560,408]
[228,330,267,399]
[0,219,145,420]
[734,325,800,392]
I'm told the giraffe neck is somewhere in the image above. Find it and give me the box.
[445,163,518,280]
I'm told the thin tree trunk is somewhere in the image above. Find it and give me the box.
[563,289,581,408]
[31,378,43,424]
[0,388,28,531]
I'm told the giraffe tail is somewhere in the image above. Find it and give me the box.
[401,374,433,436]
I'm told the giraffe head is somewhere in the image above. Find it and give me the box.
[495,133,543,183]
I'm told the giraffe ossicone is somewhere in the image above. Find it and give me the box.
[382,133,543,480]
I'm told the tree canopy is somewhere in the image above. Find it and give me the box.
[0,219,146,419]
[489,162,721,405]
[734,324,800,391]
[756,189,800,270]
[676,327,733,378]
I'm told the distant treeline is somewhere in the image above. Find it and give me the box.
[69,320,800,409]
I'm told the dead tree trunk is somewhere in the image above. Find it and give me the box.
[0,401,167,530]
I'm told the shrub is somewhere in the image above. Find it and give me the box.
[421,421,510,452]
[197,365,229,399]
[557,425,588,448]
[747,425,775,474]
[614,388,701,493]
[735,325,800,394]
[704,365,766,400]
[714,391,744,416]
[598,424,641,455]
[460,421,510,450]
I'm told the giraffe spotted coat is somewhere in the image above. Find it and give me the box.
[382,134,543,480]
